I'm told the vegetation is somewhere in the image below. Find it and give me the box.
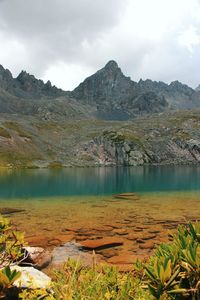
[3,122,31,139]
[0,215,24,298]
[0,215,199,299]
[0,128,11,139]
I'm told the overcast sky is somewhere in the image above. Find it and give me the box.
[0,0,200,90]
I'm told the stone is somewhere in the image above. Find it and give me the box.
[139,241,155,250]
[114,193,140,200]
[127,233,140,241]
[106,251,136,265]
[22,247,52,270]
[80,237,123,250]
[113,229,128,235]
[23,246,44,262]
[51,242,98,267]
[26,235,48,248]
[11,266,51,289]
[0,207,25,215]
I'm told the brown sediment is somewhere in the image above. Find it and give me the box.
[1,191,200,269]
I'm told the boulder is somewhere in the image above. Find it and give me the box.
[11,266,51,289]
[22,246,52,270]
[51,242,96,267]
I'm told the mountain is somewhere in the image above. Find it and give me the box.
[0,62,200,167]
[0,64,64,99]
[0,61,200,120]
[71,60,200,119]
[71,61,168,119]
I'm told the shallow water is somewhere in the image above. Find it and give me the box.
[0,166,200,267]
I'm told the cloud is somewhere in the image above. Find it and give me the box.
[0,0,200,90]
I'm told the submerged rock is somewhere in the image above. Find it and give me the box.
[114,193,140,200]
[51,242,94,267]
[80,237,123,250]
[0,207,25,215]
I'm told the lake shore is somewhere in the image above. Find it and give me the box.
[1,191,200,271]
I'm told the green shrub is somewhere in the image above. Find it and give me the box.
[145,223,200,299]
[0,215,24,298]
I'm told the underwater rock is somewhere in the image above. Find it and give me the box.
[114,193,140,200]
[80,237,123,250]
[51,242,95,267]
[0,207,25,215]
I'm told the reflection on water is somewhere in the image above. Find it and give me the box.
[0,165,200,198]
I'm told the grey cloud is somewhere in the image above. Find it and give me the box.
[0,0,127,77]
[0,0,200,90]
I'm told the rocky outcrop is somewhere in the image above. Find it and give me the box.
[0,64,64,100]
[78,130,152,166]
[16,71,64,98]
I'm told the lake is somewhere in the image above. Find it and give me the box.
[0,166,200,269]
[0,165,200,198]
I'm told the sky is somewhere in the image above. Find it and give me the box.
[0,0,200,90]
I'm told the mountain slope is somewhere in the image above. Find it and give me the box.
[71,61,200,119]
[0,61,200,120]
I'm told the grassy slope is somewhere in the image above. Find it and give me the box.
[0,110,199,167]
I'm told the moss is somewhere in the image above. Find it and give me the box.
[48,161,63,168]
[0,127,11,138]
[3,121,32,139]
[80,154,94,161]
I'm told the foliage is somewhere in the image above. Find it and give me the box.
[0,215,24,298]
[51,259,150,300]
[19,288,54,300]
[145,222,200,299]
[0,128,11,139]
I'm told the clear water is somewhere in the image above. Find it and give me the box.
[0,165,200,198]
[0,166,200,264]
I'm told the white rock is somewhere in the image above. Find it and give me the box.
[11,266,51,289]
[23,246,44,261]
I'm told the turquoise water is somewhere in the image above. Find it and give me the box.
[0,165,200,198]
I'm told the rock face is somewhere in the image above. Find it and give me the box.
[0,64,64,99]
[71,60,200,119]
[79,130,151,166]
[72,61,168,119]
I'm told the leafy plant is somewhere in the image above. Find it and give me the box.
[145,223,200,299]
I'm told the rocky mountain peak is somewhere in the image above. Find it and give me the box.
[104,60,119,71]
[0,64,15,91]
[195,84,200,92]
[71,60,135,105]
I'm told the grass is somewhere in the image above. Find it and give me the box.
[3,121,32,139]
[0,127,11,138]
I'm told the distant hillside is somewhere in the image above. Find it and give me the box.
[0,110,200,168]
